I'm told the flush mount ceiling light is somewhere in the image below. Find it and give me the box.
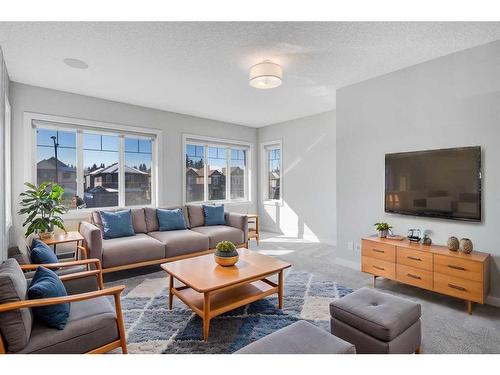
[63,58,89,69]
[249,61,282,89]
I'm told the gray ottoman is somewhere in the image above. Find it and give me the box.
[235,320,356,354]
[330,287,421,354]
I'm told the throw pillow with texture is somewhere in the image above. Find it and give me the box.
[203,204,225,226]
[157,208,187,231]
[30,239,58,265]
[99,209,136,239]
[27,267,70,330]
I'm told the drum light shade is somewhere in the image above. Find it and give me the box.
[249,61,282,89]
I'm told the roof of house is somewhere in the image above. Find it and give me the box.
[85,162,148,176]
[37,157,76,173]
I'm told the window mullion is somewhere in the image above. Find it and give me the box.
[226,148,231,201]
[203,145,208,202]
[118,135,125,207]
[76,130,84,199]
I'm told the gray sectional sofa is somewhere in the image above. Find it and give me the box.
[79,205,248,273]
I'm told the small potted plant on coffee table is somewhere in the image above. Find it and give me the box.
[214,241,239,267]
[374,222,392,238]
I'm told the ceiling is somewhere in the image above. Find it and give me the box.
[1,22,500,127]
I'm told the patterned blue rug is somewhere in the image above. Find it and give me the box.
[107,269,353,353]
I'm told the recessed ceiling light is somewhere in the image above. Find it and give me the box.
[249,61,282,89]
[63,58,89,69]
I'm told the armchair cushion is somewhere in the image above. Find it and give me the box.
[16,296,118,354]
[157,208,187,231]
[203,204,226,226]
[0,259,33,352]
[100,209,136,239]
[27,267,70,330]
[30,239,59,265]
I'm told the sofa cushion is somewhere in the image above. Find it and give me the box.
[157,208,187,231]
[235,320,356,354]
[191,225,244,248]
[329,287,421,341]
[27,267,70,330]
[91,207,147,234]
[16,296,118,354]
[102,233,165,268]
[100,209,136,239]
[29,239,58,265]
[203,204,226,226]
[145,206,190,232]
[0,259,33,352]
[187,204,204,228]
[148,230,210,258]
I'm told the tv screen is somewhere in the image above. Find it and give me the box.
[385,146,481,222]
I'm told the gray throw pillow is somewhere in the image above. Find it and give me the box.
[0,259,33,352]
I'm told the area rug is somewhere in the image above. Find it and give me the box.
[106,269,353,354]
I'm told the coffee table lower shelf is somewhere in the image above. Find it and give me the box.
[169,277,282,341]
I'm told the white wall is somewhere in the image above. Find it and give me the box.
[336,40,500,299]
[257,111,336,244]
[0,48,10,260]
[9,82,257,245]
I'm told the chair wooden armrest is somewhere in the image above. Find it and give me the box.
[21,259,104,290]
[20,258,101,271]
[0,285,124,313]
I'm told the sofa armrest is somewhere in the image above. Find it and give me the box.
[79,221,103,262]
[225,212,248,244]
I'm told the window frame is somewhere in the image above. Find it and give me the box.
[25,112,162,219]
[182,133,252,205]
[4,96,11,231]
[261,140,283,206]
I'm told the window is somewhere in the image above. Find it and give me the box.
[4,97,11,229]
[262,141,282,202]
[184,135,250,203]
[34,119,157,210]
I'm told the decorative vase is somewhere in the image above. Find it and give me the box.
[459,238,473,254]
[214,250,239,267]
[422,234,432,246]
[447,236,459,251]
[378,230,388,238]
[39,231,54,240]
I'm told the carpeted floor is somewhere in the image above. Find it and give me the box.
[104,232,500,354]
[105,268,352,353]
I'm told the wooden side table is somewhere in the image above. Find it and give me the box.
[247,214,260,247]
[40,231,86,260]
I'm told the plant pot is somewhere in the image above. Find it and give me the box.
[214,250,239,267]
[39,231,54,240]
[378,230,388,238]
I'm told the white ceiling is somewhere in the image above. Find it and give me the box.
[1,22,500,127]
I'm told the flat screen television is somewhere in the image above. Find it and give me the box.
[385,146,481,222]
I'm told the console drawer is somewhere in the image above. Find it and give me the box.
[434,254,483,282]
[397,247,433,271]
[434,273,483,303]
[362,256,395,280]
[397,264,433,290]
[361,240,396,262]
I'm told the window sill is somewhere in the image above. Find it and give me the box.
[183,200,252,206]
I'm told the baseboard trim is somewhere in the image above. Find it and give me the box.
[485,295,500,308]
[334,257,360,271]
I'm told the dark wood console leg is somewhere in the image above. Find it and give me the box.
[415,346,421,354]
[372,275,377,287]
[467,301,473,315]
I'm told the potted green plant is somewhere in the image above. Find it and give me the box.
[374,222,392,238]
[214,241,239,267]
[18,181,67,239]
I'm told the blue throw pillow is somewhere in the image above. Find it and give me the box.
[157,208,187,231]
[99,209,136,239]
[28,267,70,330]
[203,204,225,226]
[30,239,58,264]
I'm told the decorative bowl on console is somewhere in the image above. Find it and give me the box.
[214,241,239,267]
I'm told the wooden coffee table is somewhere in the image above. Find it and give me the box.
[161,250,291,341]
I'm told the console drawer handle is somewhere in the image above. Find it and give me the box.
[448,265,466,271]
[407,273,421,280]
[373,265,385,271]
[448,283,466,291]
[407,256,422,261]
[372,249,385,253]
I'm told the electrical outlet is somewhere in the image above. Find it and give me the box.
[355,243,361,253]
[348,241,354,251]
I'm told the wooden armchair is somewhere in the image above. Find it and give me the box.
[0,258,127,354]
